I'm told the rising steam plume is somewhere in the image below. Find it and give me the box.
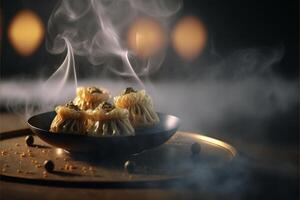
[46,0,182,85]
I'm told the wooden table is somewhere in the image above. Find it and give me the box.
[0,113,230,200]
[0,113,298,200]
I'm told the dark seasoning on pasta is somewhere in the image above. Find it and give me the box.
[50,87,159,136]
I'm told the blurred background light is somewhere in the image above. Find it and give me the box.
[172,16,207,61]
[8,9,44,56]
[127,17,166,59]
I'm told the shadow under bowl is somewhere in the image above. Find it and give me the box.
[27,112,180,156]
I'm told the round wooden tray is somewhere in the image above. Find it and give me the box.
[0,129,237,187]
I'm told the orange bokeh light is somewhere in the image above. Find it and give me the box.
[172,16,207,61]
[127,17,166,59]
[8,10,44,56]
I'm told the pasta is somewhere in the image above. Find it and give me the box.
[50,101,88,134]
[86,102,135,136]
[114,87,159,127]
[49,86,159,136]
[73,86,109,110]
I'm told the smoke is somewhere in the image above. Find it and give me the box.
[46,0,182,80]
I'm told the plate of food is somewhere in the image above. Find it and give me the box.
[28,87,180,156]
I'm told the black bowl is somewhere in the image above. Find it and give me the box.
[27,112,180,155]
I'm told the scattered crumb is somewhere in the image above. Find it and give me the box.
[70,165,77,170]
[64,163,77,171]
[43,171,48,178]
[64,164,69,170]
[15,143,20,147]
[36,164,42,168]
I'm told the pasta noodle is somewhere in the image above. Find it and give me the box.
[50,87,159,136]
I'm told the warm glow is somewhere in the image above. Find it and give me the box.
[8,10,44,56]
[55,148,64,156]
[127,17,166,59]
[172,16,207,61]
[191,133,237,157]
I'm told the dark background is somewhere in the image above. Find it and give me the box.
[0,0,299,80]
[0,0,299,199]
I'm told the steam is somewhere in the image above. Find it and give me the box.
[45,37,77,99]
[46,0,182,83]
